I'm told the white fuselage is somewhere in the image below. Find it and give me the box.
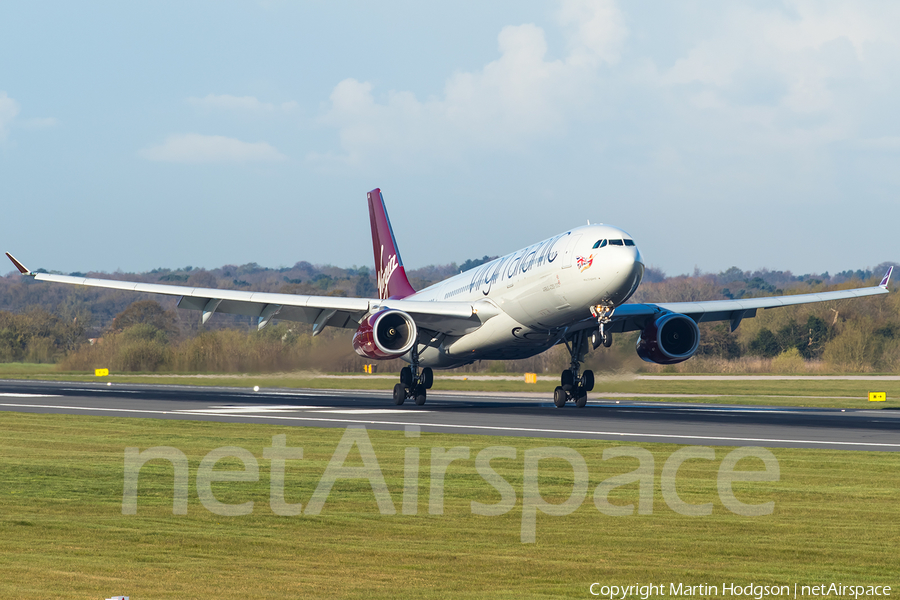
[405,224,645,368]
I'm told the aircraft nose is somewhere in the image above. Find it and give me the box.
[609,243,641,271]
[607,244,644,301]
[632,246,645,286]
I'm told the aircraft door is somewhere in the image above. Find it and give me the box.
[561,235,582,268]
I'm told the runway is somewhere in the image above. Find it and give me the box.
[2,379,899,451]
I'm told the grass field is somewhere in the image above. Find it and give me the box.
[1,410,898,599]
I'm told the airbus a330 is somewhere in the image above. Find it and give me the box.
[7,189,892,408]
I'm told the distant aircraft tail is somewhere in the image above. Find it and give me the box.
[367,188,416,300]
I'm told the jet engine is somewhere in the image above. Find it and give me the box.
[636,311,700,365]
[352,309,417,360]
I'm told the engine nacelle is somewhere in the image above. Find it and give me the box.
[352,309,417,360]
[636,311,700,365]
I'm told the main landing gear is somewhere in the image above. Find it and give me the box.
[393,345,433,406]
[553,330,595,408]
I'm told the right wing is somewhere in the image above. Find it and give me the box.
[5,253,491,335]
[608,266,893,333]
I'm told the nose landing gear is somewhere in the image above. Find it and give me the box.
[590,304,615,349]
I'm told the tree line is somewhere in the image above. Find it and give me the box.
[0,259,897,373]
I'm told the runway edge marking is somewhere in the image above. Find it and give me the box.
[2,402,899,449]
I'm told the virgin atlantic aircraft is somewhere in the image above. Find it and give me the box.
[6,189,892,408]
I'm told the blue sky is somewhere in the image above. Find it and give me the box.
[2,0,898,277]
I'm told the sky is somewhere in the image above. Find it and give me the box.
[2,0,899,277]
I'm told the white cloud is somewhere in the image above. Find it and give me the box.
[139,133,286,163]
[313,0,627,166]
[187,94,298,113]
[0,92,58,141]
[312,0,900,172]
[656,1,900,146]
[557,0,628,66]
[0,91,21,141]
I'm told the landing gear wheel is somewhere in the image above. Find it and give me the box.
[393,383,406,405]
[575,391,587,408]
[421,367,434,390]
[581,370,594,392]
[553,386,567,408]
[400,366,412,386]
[558,330,594,412]
[393,345,432,407]
[591,329,613,349]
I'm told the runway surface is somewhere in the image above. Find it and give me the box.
[2,379,899,451]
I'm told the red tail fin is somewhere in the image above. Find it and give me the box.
[367,188,416,300]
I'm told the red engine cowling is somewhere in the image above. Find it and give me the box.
[636,312,700,365]
[352,309,417,360]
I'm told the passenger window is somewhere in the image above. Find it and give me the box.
[592,239,607,249]
[624,239,635,246]
[609,239,624,246]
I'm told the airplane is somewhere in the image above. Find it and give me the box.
[6,188,893,408]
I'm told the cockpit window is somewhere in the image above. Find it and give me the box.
[608,239,624,246]
[592,239,607,249]
[624,239,635,246]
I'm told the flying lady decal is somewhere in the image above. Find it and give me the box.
[576,254,594,272]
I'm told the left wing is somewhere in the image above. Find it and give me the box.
[5,253,489,335]
[607,266,893,333]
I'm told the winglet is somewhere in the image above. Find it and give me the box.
[5,252,32,275]
[879,266,893,288]
[367,188,416,300]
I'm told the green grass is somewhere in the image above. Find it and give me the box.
[0,362,56,375]
[1,411,898,598]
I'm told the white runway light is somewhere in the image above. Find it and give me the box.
[254,386,260,392]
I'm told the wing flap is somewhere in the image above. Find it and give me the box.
[375,298,500,336]
[375,299,474,319]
